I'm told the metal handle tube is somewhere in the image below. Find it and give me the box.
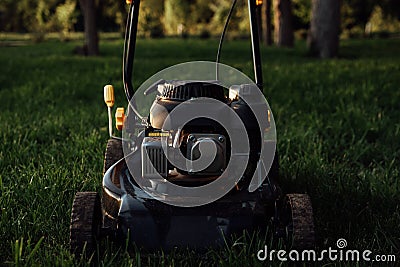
[248,0,264,91]
[123,0,141,101]
[108,106,113,137]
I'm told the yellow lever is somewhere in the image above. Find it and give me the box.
[104,85,115,107]
[115,107,125,131]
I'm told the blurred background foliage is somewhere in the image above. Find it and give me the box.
[1,0,399,41]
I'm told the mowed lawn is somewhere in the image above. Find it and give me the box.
[0,35,399,265]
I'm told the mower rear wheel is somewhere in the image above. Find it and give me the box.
[274,193,315,249]
[103,138,123,175]
[70,192,102,258]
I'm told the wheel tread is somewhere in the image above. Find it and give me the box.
[287,193,315,249]
[70,192,101,257]
[103,139,123,175]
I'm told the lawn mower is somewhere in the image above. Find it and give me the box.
[70,0,315,256]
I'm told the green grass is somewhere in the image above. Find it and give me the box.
[0,36,399,266]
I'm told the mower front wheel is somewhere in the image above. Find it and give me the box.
[70,192,102,258]
[103,138,123,175]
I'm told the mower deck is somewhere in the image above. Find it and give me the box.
[102,151,278,251]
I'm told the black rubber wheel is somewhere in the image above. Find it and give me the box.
[274,193,315,249]
[102,139,123,231]
[103,139,123,176]
[70,192,101,257]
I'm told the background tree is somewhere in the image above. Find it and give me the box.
[341,0,376,37]
[138,0,164,38]
[367,5,400,35]
[273,0,294,47]
[209,0,248,38]
[2,0,400,45]
[79,0,98,55]
[261,0,273,45]
[49,0,77,41]
[98,0,127,33]
[189,0,213,37]
[164,0,190,36]
[0,0,19,32]
[0,0,77,41]
[308,0,341,58]
[291,0,311,39]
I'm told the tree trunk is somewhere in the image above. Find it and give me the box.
[273,0,294,47]
[79,0,99,56]
[308,0,341,58]
[262,0,273,45]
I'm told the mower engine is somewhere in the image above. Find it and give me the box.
[140,80,262,185]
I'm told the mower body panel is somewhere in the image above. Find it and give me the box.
[102,151,279,251]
